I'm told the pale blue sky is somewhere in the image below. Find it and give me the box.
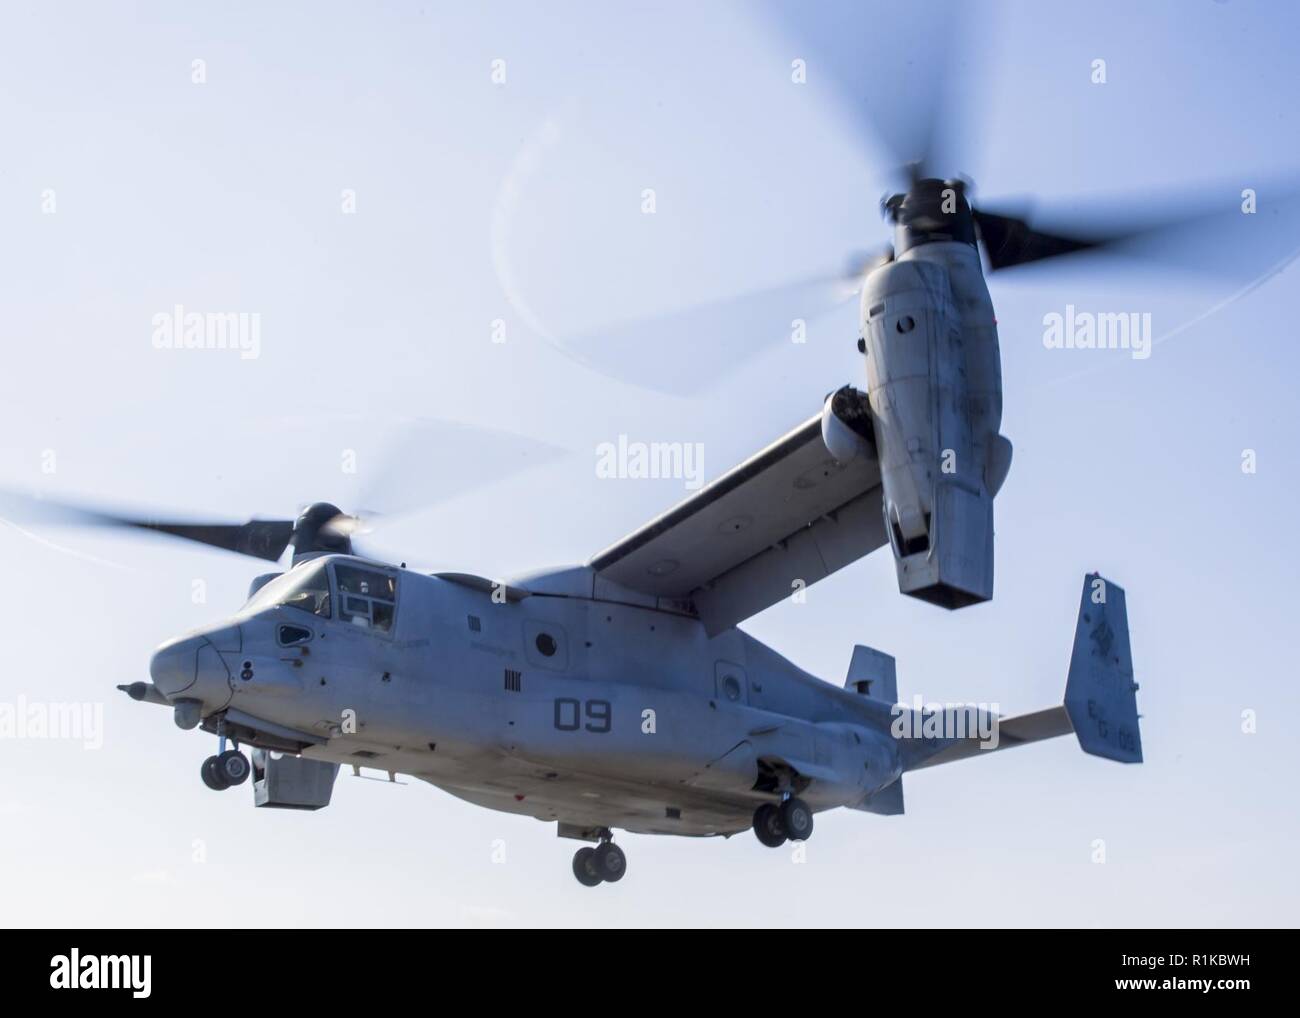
[1,0,1297,927]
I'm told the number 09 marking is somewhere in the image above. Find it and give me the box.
[554,698,612,733]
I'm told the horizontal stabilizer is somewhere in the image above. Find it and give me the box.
[906,706,1072,770]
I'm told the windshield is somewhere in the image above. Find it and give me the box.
[245,559,332,617]
[334,563,397,632]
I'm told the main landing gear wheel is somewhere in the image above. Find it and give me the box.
[753,803,787,847]
[572,838,627,886]
[591,841,626,882]
[779,797,814,842]
[572,847,603,887]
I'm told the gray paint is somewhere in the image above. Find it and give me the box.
[145,563,1142,842]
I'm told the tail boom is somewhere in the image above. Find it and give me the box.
[899,572,1143,771]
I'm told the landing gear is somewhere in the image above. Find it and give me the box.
[218,749,250,785]
[200,717,250,791]
[572,847,602,887]
[200,750,250,790]
[591,841,626,882]
[753,797,813,846]
[201,755,227,790]
[572,831,627,886]
[779,797,814,842]
[753,802,787,847]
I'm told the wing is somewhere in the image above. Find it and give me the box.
[588,394,886,634]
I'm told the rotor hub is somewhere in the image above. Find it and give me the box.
[883,178,977,255]
[291,501,353,559]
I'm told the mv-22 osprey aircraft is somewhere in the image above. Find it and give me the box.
[15,175,1145,886]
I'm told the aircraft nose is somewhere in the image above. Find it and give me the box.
[149,635,202,698]
[149,626,239,701]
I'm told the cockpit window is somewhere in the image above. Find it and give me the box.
[245,560,331,618]
[334,564,397,633]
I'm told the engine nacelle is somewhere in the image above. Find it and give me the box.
[859,243,1010,609]
[820,384,876,464]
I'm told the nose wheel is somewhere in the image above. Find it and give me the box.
[199,716,250,791]
[572,832,626,886]
[201,749,250,790]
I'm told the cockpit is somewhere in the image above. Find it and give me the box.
[334,562,397,631]
[243,557,399,633]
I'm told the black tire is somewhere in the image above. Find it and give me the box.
[780,797,814,841]
[572,847,603,887]
[752,803,787,847]
[218,750,250,786]
[591,842,626,883]
[201,756,229,791]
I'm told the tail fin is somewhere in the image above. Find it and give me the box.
[844,644,897,703]
[843,645,905,814]
[1065,573,1142,763]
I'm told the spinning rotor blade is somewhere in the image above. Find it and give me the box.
[557,250,889,397]
[126,519,295,561]
[543,2,974,397]
[759,0,975,185]
[558,275,851,396]
[973,209,1103,271]
[0,491,295,562]
[339,416,566,517]
[975,178,1300,275]
[0,417,568,565]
